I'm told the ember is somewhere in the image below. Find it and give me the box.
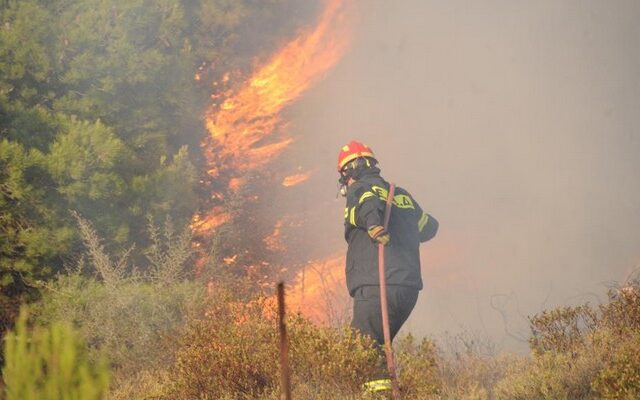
[282,171,313,187]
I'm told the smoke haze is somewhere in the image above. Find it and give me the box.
[284,0,640,351]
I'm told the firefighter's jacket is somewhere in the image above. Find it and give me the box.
[344,170,438,296]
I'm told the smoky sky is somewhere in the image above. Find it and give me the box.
[277,0,640,351]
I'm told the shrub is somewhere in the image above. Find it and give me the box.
[164,290,383,399]
[34,214,205,375]
[36,273,204,373]
[494,350,602,400]
[494,279,640,400]
[434,331,515,400]
[599,283,640,335]
[528,305,597,355]
[395,334,441,399]
[591,332,640,399]
[288,315,379,393]
[3,308,110,400]
[165,293,279,399]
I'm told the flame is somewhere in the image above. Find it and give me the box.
[287,254,351,325]
[191,0,353,304]
[264,220,286,252]
[223,254,238,265]
[190,207,231,232]
[202,0,352,181]
[282,171,313,187]
[193,0,351,240]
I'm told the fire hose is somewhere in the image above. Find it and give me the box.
[379,183,401,399]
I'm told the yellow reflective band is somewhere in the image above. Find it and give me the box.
[393,194,414,209]
[418,212,429,231]
[344,207,349,219]
[371,186,414,209]
[358,191,375,204]
[371,185,388,201]
[349,207,357,226]
[363,378,392,393]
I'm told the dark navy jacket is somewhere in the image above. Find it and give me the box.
[344,170,438,296]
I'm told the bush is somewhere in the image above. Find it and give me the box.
[167,294,279,399]
[528,305,598,355]
[434,331,515,400]
[494,350,602,400]
[33,214,205,376]
[591,332,640,399]
[3,308,110,400]
[36,273,204,373]
[494,280,640,400]
[163,290,383,399]
[395,334,441,399]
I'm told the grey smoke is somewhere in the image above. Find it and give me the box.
[282,0,640,351]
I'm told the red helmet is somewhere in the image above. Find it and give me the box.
[337,140,376,172]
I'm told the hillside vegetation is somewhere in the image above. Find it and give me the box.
[0,0,314,333]
[4,216,638,399]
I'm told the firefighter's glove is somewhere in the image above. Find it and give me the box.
[368,225,390,246]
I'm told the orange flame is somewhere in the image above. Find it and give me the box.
[202,0,352,180]
[287,254,351,325]
[190,207,231,233]
[281,171,313,187]
[192,0,354,283]
[193,0,352,242]
[264,220,286,252]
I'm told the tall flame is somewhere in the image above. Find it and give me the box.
[203,0,352,179]
[193,0,353,243]
[193,0,355,324]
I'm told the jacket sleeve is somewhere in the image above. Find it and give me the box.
[346,182,385,229]
[414,199,439,242]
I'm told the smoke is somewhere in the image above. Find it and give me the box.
[282,0,640,351]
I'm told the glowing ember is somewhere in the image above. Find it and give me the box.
[264,220,286,252]
[282,171,313,187]
[190,207,231,233]
[223,255,238,265]
[227,177,245,191]
[287,254,351,325]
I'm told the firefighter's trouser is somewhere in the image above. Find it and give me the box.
[351,285,419,379]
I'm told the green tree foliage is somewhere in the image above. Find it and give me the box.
[0,0,314,328]
[2,308,110,400]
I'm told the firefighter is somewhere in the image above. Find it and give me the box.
[337,140,438,394]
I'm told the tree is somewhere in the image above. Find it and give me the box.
[0,0,317,332]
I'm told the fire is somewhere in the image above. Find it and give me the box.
[201,0,352,183]
[282,171,313,187]
[287,254,351,325]
[192,0,355,310]
[190,207,231,233]
[192,0,352,242]
[264,220,286,252]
